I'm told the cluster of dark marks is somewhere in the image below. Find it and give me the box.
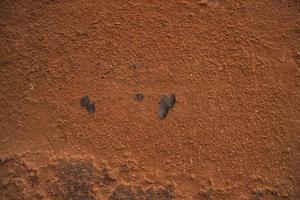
[80,95,95,113]
[97,168,117,186]
[3,156,289,200]
[109,184,174,200]
[80,93,177,119]
[158,94,176,119]
[134,93,177,119]
[146,186,175,200]
[253,190,263,200]
[49,159,96,200]
[0,156,176,200]
[109,185,140,200]
[195,190,212,200]
[48,159,175,200]
[252,189,288,200]
[0,156,41,200]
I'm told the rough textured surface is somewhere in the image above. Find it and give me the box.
[47,159,96,200]
[1,0,300,199]
[0,156,41,200]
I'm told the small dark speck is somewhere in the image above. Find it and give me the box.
[158,94,176,119]
[80,95,91,107]
[80,95,95,113]
[169,94,176,107]
[135,93,144,101]
[87,104,95,113]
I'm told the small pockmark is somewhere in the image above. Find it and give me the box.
[158,94,176,119]
[80,95,91,107]
[86,104,95,113]
[169,94,176,107]
[80,95,95,113]
[135,93,144,102]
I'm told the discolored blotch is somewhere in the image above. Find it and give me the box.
[80,95,95,113]
[119,163,131,173]
[49,159,95,200]
[146,186,175,200]
[253,190,262,200]
[169,94,176,107]
[158,94,176,119]
[86,104,95,113]
[109,185,136,200]
[252,189,287,200]
[109,185,146,200]
[194,190,212,200]
[135,93,144,102]
[98,168,116,186]
[80,95,91,107]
